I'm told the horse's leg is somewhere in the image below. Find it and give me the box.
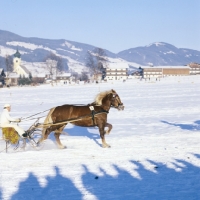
[39,107,55,143]
[43,128,50,139]
[39,127,51,143]
[105,122,112,134]
[54,125,66,149]
[98,124,111,148]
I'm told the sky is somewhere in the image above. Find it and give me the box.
[0,0,200,53]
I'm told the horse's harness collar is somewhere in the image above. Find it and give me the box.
[89,106,108,126]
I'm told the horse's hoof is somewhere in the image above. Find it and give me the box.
[105,130,110,135]
[58,145,67,149]
[102,144,111,148]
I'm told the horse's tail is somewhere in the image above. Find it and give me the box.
[42,107,56,137]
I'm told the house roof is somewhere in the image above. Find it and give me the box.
[5,72,19,78]
[105,62,129,69]
[56,73,71,77]
[34,73,46,78]
[20,65,30,74]
[141,65,190,69]
[189,63,200,68]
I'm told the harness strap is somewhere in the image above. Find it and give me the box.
[89,106,108,126]
[34,109,108,129]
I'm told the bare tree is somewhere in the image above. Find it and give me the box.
[44,52,64,76]
[45,58,57,78]
[4,55,13,86]
[86,51,97,77]
[80,71,89,81]
[85,48,107,81]
[93,48,108,68]
[71,71,79,82]
[5,55,13,76]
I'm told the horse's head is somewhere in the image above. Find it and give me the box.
[110,89,124,111]
[94,89,124,111]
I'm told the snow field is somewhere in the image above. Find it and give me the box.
[0,76,200,199]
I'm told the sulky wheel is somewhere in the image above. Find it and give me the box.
[27,129,44,150]
[0,132,25,153]
[0,136,10,153]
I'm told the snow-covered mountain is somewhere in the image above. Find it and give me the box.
[117,42,200,66]
[0,30,117,73]
[0,30,199,72]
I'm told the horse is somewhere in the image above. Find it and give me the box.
[40,89,124,148]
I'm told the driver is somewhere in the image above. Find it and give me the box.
[0,104,28,138]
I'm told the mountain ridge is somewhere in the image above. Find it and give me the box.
[0,30,199,70]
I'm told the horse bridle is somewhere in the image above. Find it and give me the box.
[111,94,123,109]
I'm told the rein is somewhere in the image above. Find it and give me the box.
[20,104,97,122]
[21,109,51,121]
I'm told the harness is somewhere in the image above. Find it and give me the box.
[89,106,109,126]
[34,106,109,128]
[21,93,122,129]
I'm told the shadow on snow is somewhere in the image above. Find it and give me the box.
[6,154,200,200]
[82,158,200,200]
[63,125,101,147]
[11,167,82,200]
[161,120,200,131]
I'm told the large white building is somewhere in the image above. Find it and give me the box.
[142,65,190,78]
[189,63,200,75]
[104,62,129,81]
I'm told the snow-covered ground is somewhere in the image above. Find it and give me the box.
[0,76,200,200]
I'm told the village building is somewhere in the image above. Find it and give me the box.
[141,66,190,78]
[188,63,200,75]
[92,73,103,82]
[55,73,72,84]
[104,62,129,81]
[32,73,46,84]
[5,72,19,86]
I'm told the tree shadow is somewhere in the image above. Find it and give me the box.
[5,155,200,199]
[11,167,82,200]
[82,156,200,200]
[0,189,2,200]
[161,120,200,131]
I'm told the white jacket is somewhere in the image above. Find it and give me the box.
[0,109,18,126]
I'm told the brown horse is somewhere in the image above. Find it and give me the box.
[40,89,124,148]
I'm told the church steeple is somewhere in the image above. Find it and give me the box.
[13,48,21,73]
[13,49,21,58]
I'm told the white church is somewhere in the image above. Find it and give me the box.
[13,49,30,78]
[5,49,30,86]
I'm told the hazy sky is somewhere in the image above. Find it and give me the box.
[0,0,199,53]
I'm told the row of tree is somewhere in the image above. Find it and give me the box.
[45,47,108,81]
[43,47,108,81]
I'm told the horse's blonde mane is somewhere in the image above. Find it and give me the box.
[94,89,116,105]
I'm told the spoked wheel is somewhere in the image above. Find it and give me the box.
[0,137,10,153]
[28,129,44,150]
[0,137,25,153]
